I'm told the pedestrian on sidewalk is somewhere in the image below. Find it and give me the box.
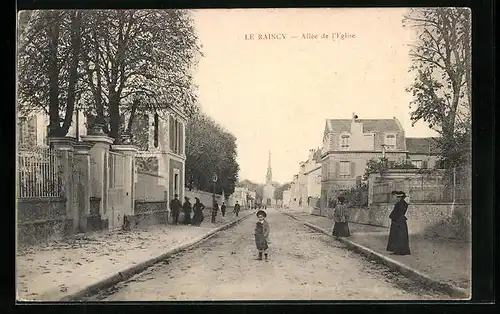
[386,191,411,255]
[221,202,227,217]
[233,201,241,217]
[211,200,219,223]
[182,197,192,225]
[254,210,270,261]
[191,197,205,226]
[332,196,350,238]
[170,194,182,225]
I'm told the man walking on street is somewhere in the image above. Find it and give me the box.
[233,201,241,217]
[221,202,227,217]
[170,194,182,225]
[211,200,219,223]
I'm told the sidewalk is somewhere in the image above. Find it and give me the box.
[16,210,251,301]
[283,210,471,292]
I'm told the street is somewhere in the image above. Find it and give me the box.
[86,209,451,301]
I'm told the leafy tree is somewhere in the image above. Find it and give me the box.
[236,179,263,203]
[403,8,471,168]
[17,9,201,141]
[18,10,84,137]
[79,10,201,140]
[185,112,239,196]
[274,182,291,200]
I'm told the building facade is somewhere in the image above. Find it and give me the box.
[303,148,322,207]
[405,137,440,169]
[320,114,409,208]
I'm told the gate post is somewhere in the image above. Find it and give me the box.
[73,142,93,232]
[48,136,76,233]
[110,144,139,230]
[81,134,114,230]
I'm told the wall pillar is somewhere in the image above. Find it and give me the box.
[81,134,114,230]
[48,136,76,233]
[73,142,93,232]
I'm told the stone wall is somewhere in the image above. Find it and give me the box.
[131,200,169,227]
[17,197,71,244]
[135,171,166,201]
[346,202,471,241]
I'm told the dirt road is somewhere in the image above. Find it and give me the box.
[87,209,451,301]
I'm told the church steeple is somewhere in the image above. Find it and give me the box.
[266,150,272,183]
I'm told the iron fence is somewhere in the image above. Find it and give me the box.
[371,166,471,204]
[17,146,63,198]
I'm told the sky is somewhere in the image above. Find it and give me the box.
[192,8,438,185]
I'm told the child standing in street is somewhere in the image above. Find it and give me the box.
[254,210,270,261]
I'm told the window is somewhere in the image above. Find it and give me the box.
[153,113,159,148]
[411,160,423,168]
[174,172,179,195]
[169,116,184,155]
[339,161,350,177]
[385,134,396,150]
[340,135,350,149]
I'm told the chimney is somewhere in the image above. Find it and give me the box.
[308,149,314,160]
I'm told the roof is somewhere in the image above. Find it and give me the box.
[405,137,440,154]
[326,119,402,133]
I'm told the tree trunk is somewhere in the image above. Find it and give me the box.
[108,91,120,140]
[61,11,82,135]
[126,100,138,133]
[47,11,61,137]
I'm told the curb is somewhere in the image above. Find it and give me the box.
[59,211,255,301]
[301,221,470,299]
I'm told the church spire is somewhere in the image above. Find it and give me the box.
[266,150,272,183]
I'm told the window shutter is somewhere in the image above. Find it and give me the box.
[169,115,174,151]
[335,161,340,178]
[179,122,184,154]
[422,161,428,169]
[350,162,356,178]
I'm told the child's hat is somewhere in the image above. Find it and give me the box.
[256,210,267,217]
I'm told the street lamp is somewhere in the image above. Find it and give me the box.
[212,173,218,205]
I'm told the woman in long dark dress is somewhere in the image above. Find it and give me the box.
[332,196,350,238]
[386,191,411,255]
[182,197,192,225]
[191,197,205,226]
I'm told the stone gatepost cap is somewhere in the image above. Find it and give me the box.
[73,142,94,153]
[111,144,140,153]
[80,135,115,144]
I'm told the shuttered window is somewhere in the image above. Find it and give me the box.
[339,161,350,178]
[179,122,184,155]
[169,115,174,151]
[385,134,396,150]
[169,115,184,155]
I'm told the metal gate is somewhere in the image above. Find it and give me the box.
[108,151,125,230]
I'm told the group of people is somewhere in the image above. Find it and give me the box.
[168,194,242,226]
[330,190,411,256]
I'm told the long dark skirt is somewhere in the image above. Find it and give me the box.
[332,222,351,237]
[182,211,192,225]
[386,220,411,255]
[254,234,268,251]
[191,211,204,226]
